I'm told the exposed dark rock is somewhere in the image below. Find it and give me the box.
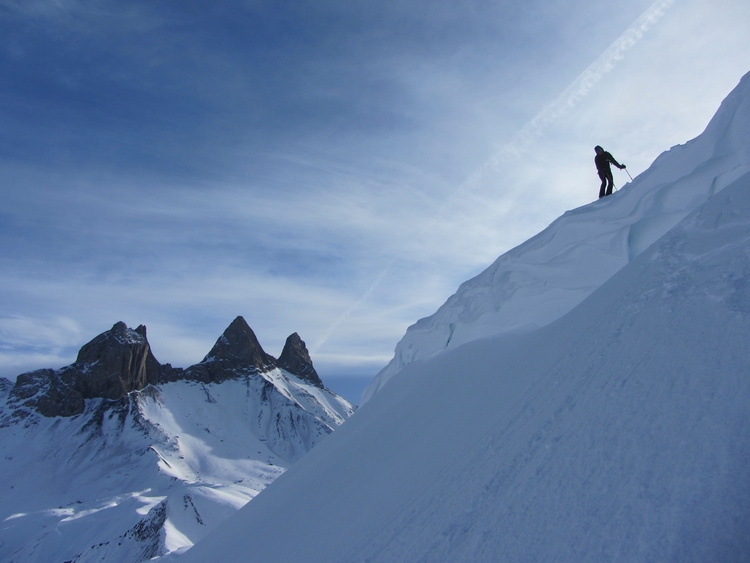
[184,316,277,383]
[8,369,51,401]
[158,363,185,383]
[10,369,84,418]
[126,499,167,546]
[0,378,12,395]
[5,316,325,418]
[69,499,167,562]
[72,322,162,400]
[34,378,85,418]
[277,333,323,388]
[8,322,162,417]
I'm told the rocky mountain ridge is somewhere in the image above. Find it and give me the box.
[2,316,324,419]
[0,317,354,562]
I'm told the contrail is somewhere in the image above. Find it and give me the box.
[313,0,676,354]
[434,0,678,230]
[494,0,676,165]
[310,259,394,354]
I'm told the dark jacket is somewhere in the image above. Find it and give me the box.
[595,151,622,176]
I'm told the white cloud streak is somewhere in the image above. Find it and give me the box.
[314,0,678,355]
[311,258,394,354]
[497,0,677,164]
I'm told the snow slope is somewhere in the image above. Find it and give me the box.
[175,73,750,562]
[0,366,353,562]
[364,71,750,402]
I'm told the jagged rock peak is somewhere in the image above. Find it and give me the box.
[278,333,323,388]
[5,318,329,417]
[8,321,163,418]
[72,321,162,398]
[204,317,275,367]
[185,317,276,383]
[76,322,148,364]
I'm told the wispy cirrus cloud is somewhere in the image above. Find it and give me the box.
[311,0,682,354]
[500,0,677,161]
[0,0,748,399]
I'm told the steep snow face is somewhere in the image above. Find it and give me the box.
[176,161,750,561]
[0,369,354,563]
[364,71,750,402]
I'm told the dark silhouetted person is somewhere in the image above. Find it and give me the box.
[594,145,626,198]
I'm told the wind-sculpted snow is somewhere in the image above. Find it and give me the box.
[0,368,353,562]
[178,164,750,563]
[168,72,750,563]
[364,71,750,402]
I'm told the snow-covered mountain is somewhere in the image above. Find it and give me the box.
[175,72,750,562]
[364,70,750,402]
[0,317,354,562]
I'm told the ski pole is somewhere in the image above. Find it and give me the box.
[624,167,633,181]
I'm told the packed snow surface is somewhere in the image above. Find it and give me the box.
[364,71,750,402]
[0,369,353,562]
[176,73,750,562]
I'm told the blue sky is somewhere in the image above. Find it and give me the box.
[1,0,748,399]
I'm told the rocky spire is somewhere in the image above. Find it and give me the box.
[9,321,162,417]
[6,317,326,418]
[185,316,277,383]
[73,322,162,398]
[277,333,323,388]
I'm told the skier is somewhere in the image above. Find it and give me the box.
[594,145,626,198]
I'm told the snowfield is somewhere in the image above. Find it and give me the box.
[176,72,750,562]
[0,368,353,562]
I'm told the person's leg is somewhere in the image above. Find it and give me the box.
[605,172,614,196]
[599,174,607,198]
